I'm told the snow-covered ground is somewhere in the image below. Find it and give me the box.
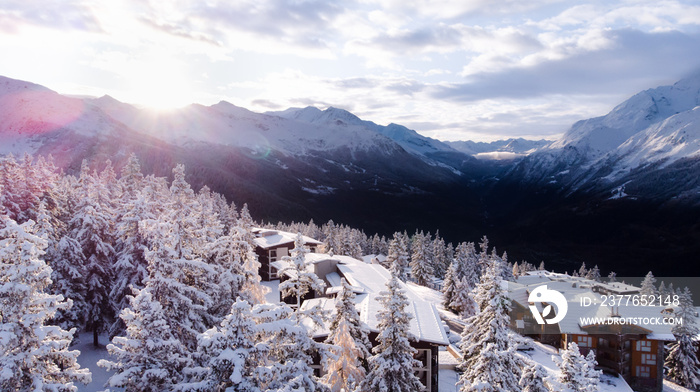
[74,332,121,392]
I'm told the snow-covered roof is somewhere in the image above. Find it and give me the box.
[359,293,449,346]
[296,255,448,346]
[252,228,323,249]
[509,273,678,339]
[361,254,387,264]
[299,294,449,346]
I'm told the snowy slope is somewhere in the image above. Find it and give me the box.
[0,76,120,155]
[89,99,404,157]
[447,138,549,156]
[269,106,459,160]
[513,72,700,196]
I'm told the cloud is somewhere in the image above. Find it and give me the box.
[431,29,700,102]
[135,0,348,54]
[0,0,102,32]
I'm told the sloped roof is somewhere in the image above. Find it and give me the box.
[252,228,323,249]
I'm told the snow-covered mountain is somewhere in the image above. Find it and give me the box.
[510,72,700,201]
[446,138,550,159]
[267,106,461,166]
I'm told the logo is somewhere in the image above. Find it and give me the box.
[528,285,568,325]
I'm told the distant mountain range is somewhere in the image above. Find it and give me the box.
[1,73,699,276]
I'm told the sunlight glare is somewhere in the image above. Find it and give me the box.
[125,55,193,110]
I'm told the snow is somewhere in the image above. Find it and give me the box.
[517,340,634,392]
[74,333,122,392]
[663,379,696,392]
[252,228,322,249]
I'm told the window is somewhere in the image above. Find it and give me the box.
[642,354,656,365]
[636,340,652,352]
[269,249,277,261]
[636,366,650,377]
[576,335,592,347]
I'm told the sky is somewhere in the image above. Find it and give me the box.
[1,0,700,142]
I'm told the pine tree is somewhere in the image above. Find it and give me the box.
[98,287,192,392]
[51,235,88,331]
[109,185,157,337]
[577,262,588,278]
[362,275,423,392]
[450,276,478,318]
[193,298,264,392]
[457,256,522,392]
[640,271,657,296]
[386,233,409,281]
[410,231,434,287]
[442,260,459,311]
[584,351,601,392]
[607,271,617,282]
[69,160,117,346]
[279,233,326,309]
[585,265,601,282]
[555,342,600,392]
[538,261,545,271]
[665,287,700,390]
[519,361,548,392]
[431,234,448,279]
[138,164,222,349]
[327,279,372,369]
[323,311,366,392]
[255,303,330,392]
[0,216,92,390]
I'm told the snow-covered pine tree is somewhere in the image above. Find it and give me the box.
[640,271,657,296]
[138,165,220,349]
[665,287,700,390]
[323,307,366,391]
[206,220,267,320]
[555,342,600,392]
[519,361,548,392]
[362,274,423,392]
[386,233,409,281]
[512,262,521,278]
[327,278,372,369]
[577,262,588,278]
[585,265,601,282]
[190,298,264,392]
[538,261,545,271]
[431,234,447,279]
[410,231,434,287]
[442,260,459,311]
[70,162,117,346]
[583,350,601,392]
[254,303,330,392]
[51,234,89,332]
[109,184,158,337]
[279,232,326,309]
[98,287,192,392]
[0,216,92,390]
[450,276,478,318]
[457,255,522,392]
[607,271,617,282]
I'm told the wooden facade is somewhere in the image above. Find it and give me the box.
[560,330,664,392]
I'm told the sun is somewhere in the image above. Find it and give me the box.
[124,55,194,110]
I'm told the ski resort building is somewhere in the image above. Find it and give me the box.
[274,252,450,392]
[252,228,323,281]
[508,271,677,392]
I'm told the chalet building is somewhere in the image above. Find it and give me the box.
[508,271,678,392]
[276,252,449,392]
[252,228,322,281]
